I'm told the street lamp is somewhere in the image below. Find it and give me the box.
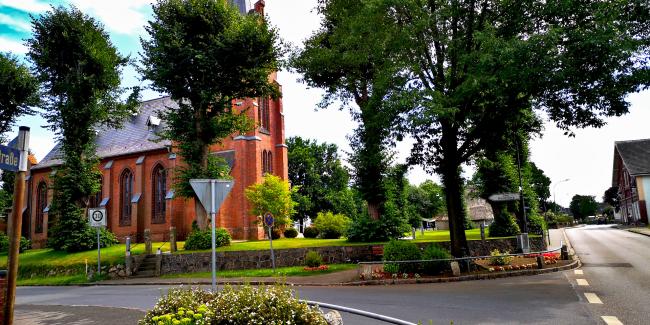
[553,178,570,213]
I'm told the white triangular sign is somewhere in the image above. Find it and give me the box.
[190,179,234,214]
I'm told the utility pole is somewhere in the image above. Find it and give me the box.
[4,126,30,325]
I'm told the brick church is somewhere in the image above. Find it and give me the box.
[20,0,287,247]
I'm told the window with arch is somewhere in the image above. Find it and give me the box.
[152,164,167,224]
[120,169,134,226]
[262,150,273,175]
[36,181,47,233]
[258,97,270,132]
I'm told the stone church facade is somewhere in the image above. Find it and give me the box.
[22,0,287,247]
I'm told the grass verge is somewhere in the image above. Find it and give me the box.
[161,263,358,279]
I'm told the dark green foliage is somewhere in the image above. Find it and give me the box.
[287,137,353,221]
[302,226,319,239]
[0,233,31,252]
[570,195,599,220]
[270,228,281,240]
[48,224,118,252]
[529,163,551,208]
[283,227,298,238]
[383,240,422,274]
[422,244,451,275]
[489,212,521,237]
[313,212,350,239]
[28,6,139,252]
[603,186,621,212]
[184,228,231,251]
[304,251,323,267]
[0,53,39,142]
[0,171,13,215]
[526,214,547,235]
[406,181,446,228]
[141,0,282,199]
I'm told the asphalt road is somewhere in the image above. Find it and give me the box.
[564,225,650,325]
[16,225,648,325]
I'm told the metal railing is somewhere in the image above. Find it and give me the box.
[358,242,566,274]
[305,300,417,325]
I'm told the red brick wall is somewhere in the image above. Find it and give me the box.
[0,270,6,321]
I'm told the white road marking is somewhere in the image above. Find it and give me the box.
[601,316,623,325]
[576,278,589,286]
[584,293,602,304]
[574,270,584,275]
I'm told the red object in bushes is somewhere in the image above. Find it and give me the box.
[303,265,329,271]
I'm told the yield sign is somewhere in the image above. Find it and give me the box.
[190,179,234,214]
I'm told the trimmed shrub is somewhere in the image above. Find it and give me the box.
[284,227,298,238]
[422,244,451,275]
[19,237,31,252]
[489,212,521,237]
[313,211,351,239]
[184,228,231,251]
[140,285,327,325]
[270,228,282,240]
[303,226,319,239]
[304,250,323,267]
[383,240,422,274]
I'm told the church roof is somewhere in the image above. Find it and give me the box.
[33,97,174,170]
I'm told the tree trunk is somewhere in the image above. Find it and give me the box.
[440,123,469,258]
[194,112,210,230]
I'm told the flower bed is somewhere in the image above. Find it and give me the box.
[303,265,329,272]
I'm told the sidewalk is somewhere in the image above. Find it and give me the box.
[624,226,650,237]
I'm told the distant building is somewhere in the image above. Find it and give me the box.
[611,139,650,224]
[434,197,494,230]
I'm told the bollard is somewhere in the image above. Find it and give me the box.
[126,236,131,253]
[561,244,569,260]
[144,229,152,255]
[480,223,486,241]
[170,227,177,253]
[536,256,544,269]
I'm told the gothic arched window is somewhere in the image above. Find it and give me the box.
[152,164,167,224]
[120,169,134,226]
[258,97,270,131]
[36,181,47,233]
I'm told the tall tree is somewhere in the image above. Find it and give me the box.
[287,137,353,222]
[382,0,650,256]
[140,0,282,228]
[570,195,599,220]
[407,180,446,224]
[0,53,39,142]
[28,6,139,251]
[529,162,551,210]
[291,0,410,240]
[603,186,621,212]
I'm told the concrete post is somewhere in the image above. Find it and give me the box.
[561,244,569,260]
[536,256,544,269]
[144,229,152,255]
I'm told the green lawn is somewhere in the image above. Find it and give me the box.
[161,263,358,279]
[1,229,513,282]
[17,274,88,286]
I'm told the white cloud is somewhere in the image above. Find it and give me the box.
[0,13,31,32]
[0,36,27,53]
[69,0,152,35]
[0,0,49,13]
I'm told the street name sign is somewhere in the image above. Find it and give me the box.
[488,193,521,202]
[0,145,21,172]
[88,208,107,227]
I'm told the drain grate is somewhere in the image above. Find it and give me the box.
[581,262,633,268]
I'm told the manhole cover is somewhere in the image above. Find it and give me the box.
[581,263,633,268]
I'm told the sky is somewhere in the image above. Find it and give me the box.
[1,0,649,207]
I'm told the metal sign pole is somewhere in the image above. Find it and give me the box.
[268,226,276,272]
[5,126,29,325]
[97,227,101,273]
[210,180,217,292]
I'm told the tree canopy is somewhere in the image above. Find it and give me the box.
[0,53,39,142]
[245,174,297,228]
[28,5,138,252]
[569,195,599,220]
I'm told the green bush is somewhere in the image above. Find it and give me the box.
[304,250,323,267]
[48,221,119,252]
[383,240,422,274]
[303,226,319,238]
[422,244,451,275]
[19,237,31,252]
[0,233,8,251]
[489,212,521,237]
[140,285,327,325]
[184,228,231,251]
[284,227,298,238]
[526,214,547,235]
[313,211,351,239]
[489,249,513,266]
[270,228,282,240]
[346,214,407,242]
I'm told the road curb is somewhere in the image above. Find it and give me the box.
[625,228,650,238]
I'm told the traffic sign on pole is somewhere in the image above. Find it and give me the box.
[488,193,521,202]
